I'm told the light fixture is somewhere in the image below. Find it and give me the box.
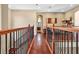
[47,5,53,12]
[48,6,52,9]
[36,4,38,6]
[35,4,41,11]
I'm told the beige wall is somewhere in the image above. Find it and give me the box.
[0,5,1,30]
[11,6,79,28]
[0,4,12,29]
[37,12,65,27]
[0,4,10,29]
[74,11,79,26]
[1,4,8,29]
[11,10,37,35]
[8,8,11,29]
[11,10,65,28]
[11,10,36,28]
[0,4,10,54]
[65,5,79,24]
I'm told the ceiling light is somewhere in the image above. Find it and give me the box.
[36,4,38,6]
[35,4,40,9]
[48,6,52,9]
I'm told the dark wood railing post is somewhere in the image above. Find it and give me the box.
[62,30,64,54]
[5,34,7,54]
[28,24,30,49]
[21,30,23,53]
[76,32,78,54]
[59,30,61,54]
[69,32,71,54]
[15,31,17,54]
[71,32,73,54]
[67,32,69,54]
[20,30,22,53]
[60,30,62,54]
[9,32,12,54]
[58,30,59,53]
[46,26,48,41]
[61,30,63,54]
[0,35,1,54]
[18,30,20,53]
[64,31,66,54]
[13,32,15,54]
[52,24,55,54]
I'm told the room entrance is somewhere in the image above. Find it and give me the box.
[36,15,43,33]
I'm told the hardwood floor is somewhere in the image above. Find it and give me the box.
[29,33,51,54]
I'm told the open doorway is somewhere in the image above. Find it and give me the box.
[36,15,43,33]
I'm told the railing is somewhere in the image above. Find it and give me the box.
[0,24,34,54]
[46,26,79,54]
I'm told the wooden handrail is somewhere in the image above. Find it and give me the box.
[52,26,79,54]
[52,26,79,32]
[45,39,52,54]
[27,37,34,54]
[0,26,33,35]
[0,24,34,54]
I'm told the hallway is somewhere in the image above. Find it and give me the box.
[29,33,51,54]
[1,1,79,59]
[0,4,79,54]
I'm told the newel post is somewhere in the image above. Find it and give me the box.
[52,24,55,54]
[28,24,30,48]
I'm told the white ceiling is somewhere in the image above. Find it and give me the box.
[8,4,79,12]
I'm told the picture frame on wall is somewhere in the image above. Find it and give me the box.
[48,18,52,23]
[55,18,57,24]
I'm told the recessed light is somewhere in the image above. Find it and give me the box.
[48,6,52,9]
[36,4,38,6]
[35,4,40,9]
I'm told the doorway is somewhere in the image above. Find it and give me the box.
[36,15,43,33]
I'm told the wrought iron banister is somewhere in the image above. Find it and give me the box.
[0,24,34,54]
[46,26,79,54]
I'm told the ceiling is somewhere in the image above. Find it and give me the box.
[8,4,79,12]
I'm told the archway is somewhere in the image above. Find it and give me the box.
[36,15,43,32]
